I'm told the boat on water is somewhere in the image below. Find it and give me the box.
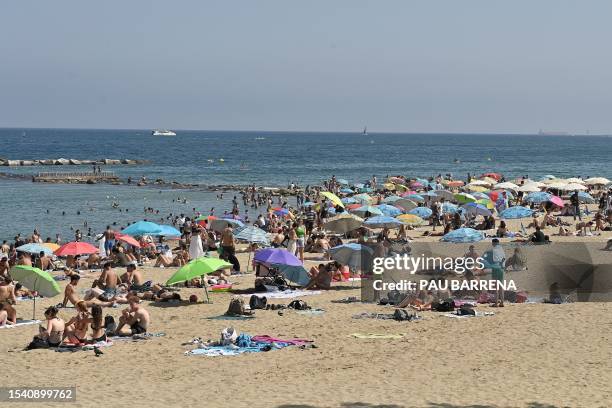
[363,126,368,136]
[538,129,571,136]
[152,129,177,136]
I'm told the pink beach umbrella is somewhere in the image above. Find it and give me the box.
[548,195,565,207]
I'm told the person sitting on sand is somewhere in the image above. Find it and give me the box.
[0,302,17,326]
[120,263,152,292]
[17,252,32,266]
[531,226,547,244]
[505,247,528,271]
[0,276,17,304]
[62,274,114,308]
[138,289,181,303]
[555,226,571,236]
[305,263,332,290]
[92,263,119,301]
[63,301,91,343]
[35,251,52,271]
[0,256,9,278]
[89,304,108,342]
[34,306,65,347]
[115,296,150,336]
[576,221,594,236]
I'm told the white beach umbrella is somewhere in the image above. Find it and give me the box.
[565,178,585,184]
[546,182,567,189]
[584,177,610,186]
[561,183,588,191]
[517,183,543,193]
[468,180,492,187]
[494,182,519,190]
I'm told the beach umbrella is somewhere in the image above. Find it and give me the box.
[54,241,98,256]
[326,206,337,215]
[565,178,585,184]
[234,226,269,245]
[577,192,595,203]
[156,225,181,237]
[483,173,502,181]
[114,232,141,248]
[323,214,364,233]
[383,183,396,191]
[382,195,402,204]
[273,264,311,286]
[271,207,294,219]
[354,183,365,189]
[410,181,424,188]
[461,203,492,217]
[488,190,514,202]
[405,194,425,203]
[254,248,302,266]
[166,257,233,286]
[358,187,374,193]
[454,192,476,204]
[209,218,245,232]
[394,199,418,211]
[353,193,373,204]
[330,243,374,271]
[16,243,54,256]
[468,180,493,187]
[339,188,354,194]
[337,178,349,185]
[42,242,60,252]
[548,195,565,208]
[500,206,533,219]
[446,180,465,188]
[475,198,495,210]
[441,228,484,243]
[303,201,316,207]
[546,181,567,189]
[584,177,610,186]
[466,185,489,193]
[396,214,425,226]
[560,183,588,191]
[394,183,409,192]
[351,205,383,217]
[441,202,459,214]
[321,191,345,208]
[375,204,402,217]
[471,192,490,200]
[121,221,162,237]
[387,177,405,184]
[341,197,356,204]
[408,207,433,218]
[494,182,520,190]
[517,183,542,193]
[363,215,404,229]
[433,190,454,201]
[524,191,552,204]
[542,175,556,180]
[10,265,61,318]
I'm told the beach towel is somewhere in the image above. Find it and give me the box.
[185,341,292,357]
[296,309,325,316]
[205,315,256,321]
[352,312,422,321]
[331,297,360,304]
[250,335,312,346]
[0,319,41,329]
[240,290,322,299]
[443,312,495,319]
[350,333,404,339]
[55,340,113,352]
[109,332,166,341]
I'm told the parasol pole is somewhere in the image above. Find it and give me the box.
[202,275,211,304]
[33,276,38,320]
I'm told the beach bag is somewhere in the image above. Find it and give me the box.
[104,315,117,336]
[249,295,267,310]
[515,291,528,304]
[393,309,417,321]
[236,333,252,348]
[288,299,310,310]
[220,327,238,346]
[25,337,50,350]
[457,304,476,316]
[226,297,248,316]
[432,298,455,312]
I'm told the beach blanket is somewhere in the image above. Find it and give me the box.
[109,332,166,341]
[205,315,255,321]
[240,290,322,299]
[352,312,422,321]
[56,341,113,352]
[251,335,312,346]
[185,341,294,357]
[443,312,495,319]
[350,333,404,339]
[0,319,41,329]
[296,309,325,316]
[331,297,360,304]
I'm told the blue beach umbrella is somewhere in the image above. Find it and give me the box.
[406,194,425,203]
[408,207,433,218]
[375,204,402,217]
[441,202,459,214]
[16,243,54,256]
[577,192,595,203]
[441,228,485,243]
[462,203,493,217]
[351,205,383,217]
[337,179,349,185]
[339,188,354,194]
[234,226,269,245]
[209,218,244,232]
[155,225,181,236]
[524,192,552,204]
[364,215,404,229]
[122,221,163,237]
[383,195,402,204]
[471,192,490,200]
[329,243,373,270]
[341,197,356,204]
[499,206,533,219]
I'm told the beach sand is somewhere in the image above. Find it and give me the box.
[2,227,612,408]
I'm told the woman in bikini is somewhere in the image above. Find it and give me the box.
[36,306,65,347]
[90,305,107,343]
[64,301,91,343]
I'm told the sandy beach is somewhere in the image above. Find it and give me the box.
[2,236,612,408]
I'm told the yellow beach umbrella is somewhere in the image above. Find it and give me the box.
[42,242,60,251]
[383,183,396,191]
[321,191,345,208]
[396,214,425,226]
[475,199,495,210]
[466,185,489,193]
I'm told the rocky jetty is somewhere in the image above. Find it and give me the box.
[0,158,148,166]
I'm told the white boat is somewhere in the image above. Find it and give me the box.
[152,129,176,136]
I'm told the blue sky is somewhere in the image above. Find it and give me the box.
[1,1,612,133]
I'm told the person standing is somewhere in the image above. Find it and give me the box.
[490,238,506,307]
[570,190,581,221]
[221,225,240,272]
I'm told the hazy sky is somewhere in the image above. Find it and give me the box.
[2,1,612,133]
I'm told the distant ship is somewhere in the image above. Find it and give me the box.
[152,129,176,136]
[255,137,266,140]
[538,129,571,136]
[363,126,368,136]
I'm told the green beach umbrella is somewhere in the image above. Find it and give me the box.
[10,265,61,319]
[166,257,233,286]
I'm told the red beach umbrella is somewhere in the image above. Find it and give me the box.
[54,241,98,256]
[115,233,141,248]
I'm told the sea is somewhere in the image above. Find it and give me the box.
[0,128,609,242]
